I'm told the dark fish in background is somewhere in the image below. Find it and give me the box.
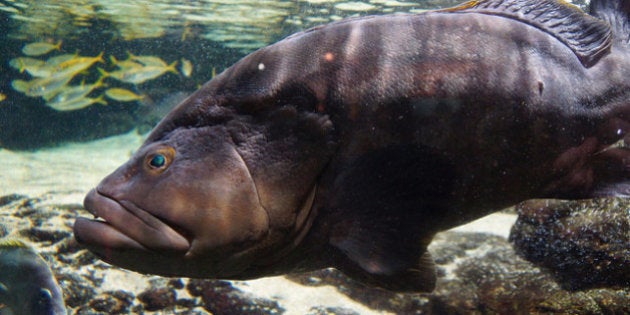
[0,240,66,315]
[74,0,630,292]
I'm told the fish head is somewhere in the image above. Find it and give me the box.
[7,285,64,315]
[0,244,66,315]
[74,81,337,278]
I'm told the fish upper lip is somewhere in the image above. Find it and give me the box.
[80,188,191,253]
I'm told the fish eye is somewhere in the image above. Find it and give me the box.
[33,288,53,312]
[36,288,52,303]
[149,154,166,168]
[144,146,176,173]
[0,283,8,305]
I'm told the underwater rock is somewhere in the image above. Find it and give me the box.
[510,198,630,290]
[81,290,135,314]
[187,279,285,315]
[137,287,177,311]
[307,306,361,315]
[0,194,27,207]
[288,268,428,312]
[288,231,629,314]
[430,232,628,314]
[0,224,7,238]
[20,227,71,244]
[534,289,630,314]
[168,278,185,290]
[56,272,97,308]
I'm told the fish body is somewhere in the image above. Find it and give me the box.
[109,55,143,71]
[46,77,105,105]
[21,40,62,56]
[74,0,630,292]
[0,239,66,315]
[8,57,45,75]
[51,52,104,78]
[46,53,80,67]
[105,88,144,102]
[11,74,73,99]
[180,58,193,77]
[47,94,106,111]
[10,52,105,100]
[126,52,169,67]
[10,54,79,78]
[100,61,178,84]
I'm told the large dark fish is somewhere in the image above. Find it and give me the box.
[74,0,630,292]
[0,240,66,315]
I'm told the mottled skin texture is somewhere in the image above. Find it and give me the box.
[75,0,630,292]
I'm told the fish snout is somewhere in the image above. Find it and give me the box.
[75,188,191,254]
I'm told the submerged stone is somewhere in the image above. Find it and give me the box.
[510,198,630,290]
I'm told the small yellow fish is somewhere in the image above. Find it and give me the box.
[9,57,50,77]
[127,51,168,67]
[12,52,104,85]
[47,94,106,111]
[9,57,44,74]
[10,80,29,94]
[181,25,192,41]
[53,52,104,77]
[99,60,178,84]
[11,74,73,99]
[22,40,62,56]
[180,58,193,77]
[0,93,6,102]
[45,77,106,103]
[46,53,79,67]
[105,88,144,102]
[110,55,143,70]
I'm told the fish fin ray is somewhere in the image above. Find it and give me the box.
[331,226,437,292]
[444,0,613,67]
[590,0,630,46]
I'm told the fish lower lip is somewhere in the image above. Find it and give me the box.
[77,189,190,253]
[74,218,147,251]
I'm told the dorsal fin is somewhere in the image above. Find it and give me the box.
[0,238,28,250]
[590,0,630,46]
[443,0,613,67]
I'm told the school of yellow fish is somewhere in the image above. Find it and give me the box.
[1,0,429,54]
[8,41,195,111]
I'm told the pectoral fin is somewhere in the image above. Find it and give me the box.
[331,225,437,292]
[326,145,453,292]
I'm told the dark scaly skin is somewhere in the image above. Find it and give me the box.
[75,1,630,292]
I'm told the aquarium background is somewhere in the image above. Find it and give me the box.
[1,0,628,315]
[0,0,467,150]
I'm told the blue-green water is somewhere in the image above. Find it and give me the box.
[0,0,590,149]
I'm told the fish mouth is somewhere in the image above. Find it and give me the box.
[74,189,191,255]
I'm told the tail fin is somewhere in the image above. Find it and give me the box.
[167,61,179,74]
[590,0,630,46]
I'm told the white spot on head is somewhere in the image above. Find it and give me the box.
[258,63,265,71]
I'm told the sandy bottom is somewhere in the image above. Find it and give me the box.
[0,130,517,314]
